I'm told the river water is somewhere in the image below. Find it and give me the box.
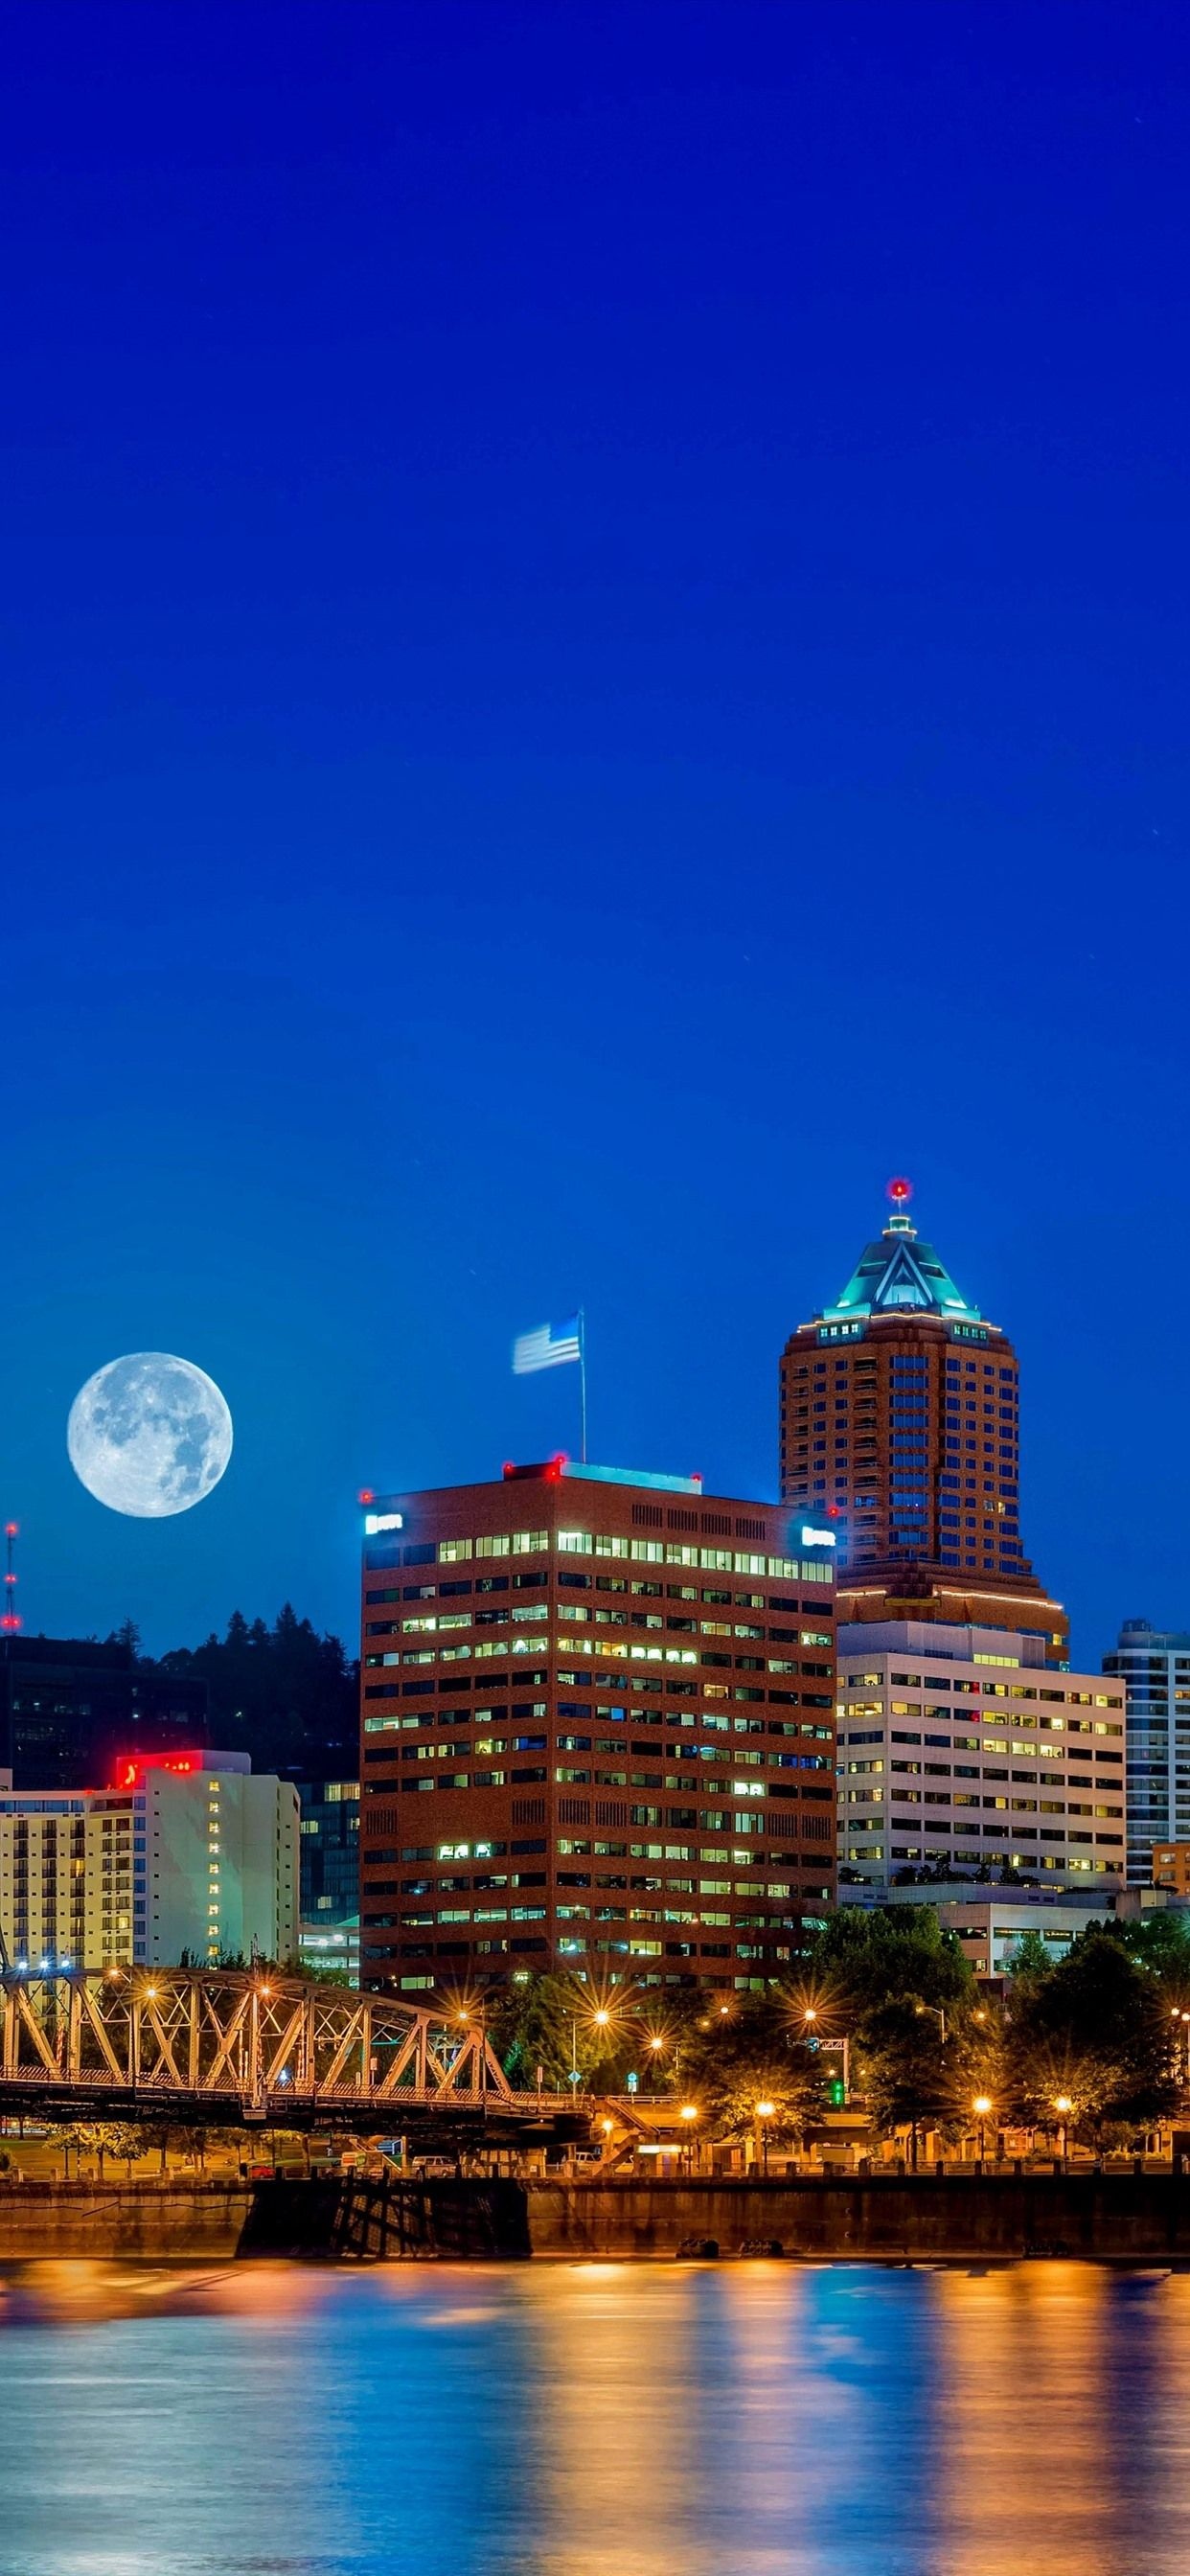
[2,2259,1189,2574]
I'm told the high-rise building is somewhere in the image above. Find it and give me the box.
[1153,1843,1190,1898]
[298,1778,359,1924]
[835,1621,1126,1890]
[0,1748,298,1969]
[1102,1619,1190,1884]
[779,1184,1067,1659]
[298,1775,359,1987]
[0,1633,209,1791]
[357,1461,838,1997]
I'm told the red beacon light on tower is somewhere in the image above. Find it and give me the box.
[2,1519,20,1631]
[886,1176,913,1209]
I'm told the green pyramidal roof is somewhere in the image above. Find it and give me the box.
[822,1214,980,1322]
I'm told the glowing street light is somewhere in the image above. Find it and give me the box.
[754,2098,775,2178]
[1053,2094,1074,2162]
[972,2094,993,2160]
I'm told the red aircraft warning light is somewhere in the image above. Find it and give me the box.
[886,1176,913,1208]
[2,1521,19,1632]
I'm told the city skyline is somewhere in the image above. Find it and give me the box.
[1,1172,1179,1670]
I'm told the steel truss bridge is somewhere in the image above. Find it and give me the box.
[0,1966,582,2139]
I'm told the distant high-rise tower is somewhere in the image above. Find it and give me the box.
[779,1182,1067,1661]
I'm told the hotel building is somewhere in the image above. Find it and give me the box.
[1102,1619,1190,1884]
[0,1749,299,1970]
[357,1461,837,1996]
[836,1622,1126,1889]
[779,1185,1067,1658]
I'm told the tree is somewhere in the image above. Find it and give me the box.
[490,1973,608,2091]
[684,1999,822,2147]
[803,1904,974,2036]
[1116,1910,1190,1988]
[66,2121,144,2178]
[855,1999,949,2156]
[149,1606,358,1777]
[1004,1924,1179,2137]
[1004,1930,1052,1986]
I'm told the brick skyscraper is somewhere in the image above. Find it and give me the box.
[779,1184,1067,1662]
[357,1461,837,1997]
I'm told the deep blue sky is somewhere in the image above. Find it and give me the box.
[3,2,1188,1664]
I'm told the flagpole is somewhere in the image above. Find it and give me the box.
[579,1309,587,1464]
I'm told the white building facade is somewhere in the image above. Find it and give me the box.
[837,1622,1126,1889]
[0,1749,298,1970]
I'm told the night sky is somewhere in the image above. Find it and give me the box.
[4,3,1187,1664]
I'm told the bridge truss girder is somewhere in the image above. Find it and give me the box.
[0,1966,514,2126]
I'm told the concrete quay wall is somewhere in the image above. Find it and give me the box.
[0,2179,250,2260]
[527,2174,1190,2263]
[2,2174,1189,2264]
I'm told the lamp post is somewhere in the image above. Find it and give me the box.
[803,2003,850,2098]
[972,2095,993,2166]
[679,2102,698,2174]
[1053,2094,1074,2166]
[754,2099,775,2178]
[571,2000,613,2094]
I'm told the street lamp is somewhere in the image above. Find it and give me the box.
[972,2095,993,2163]
[1053,2094,1074,2164]
[914,2002,948,2042]
[754,2099,775,2178]
[679,2102,698,2174]
[802,2002,850,2099]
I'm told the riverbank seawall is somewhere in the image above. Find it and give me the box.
[3,2174,1190,2263]
[527,2174,1190,2263]
[0,2180,250,2259]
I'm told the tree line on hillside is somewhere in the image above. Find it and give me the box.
[487,1908,1190,2153]
[111,1606,358,1777]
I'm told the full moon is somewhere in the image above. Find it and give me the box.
[67,1352,234,1519]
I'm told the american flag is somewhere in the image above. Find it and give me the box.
[513,1316,582,1375]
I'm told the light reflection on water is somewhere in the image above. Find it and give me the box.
[2,2260,1190,2575]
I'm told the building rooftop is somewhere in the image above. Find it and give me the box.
[502,1458,704,1494]
[822,1206,980,1325]
[837,1620,1053,1668]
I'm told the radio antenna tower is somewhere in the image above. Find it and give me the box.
[1,1521,19,1636]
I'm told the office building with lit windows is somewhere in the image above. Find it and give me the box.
[357,1462,837,1996]
[836,1622,1126,1889]
[0,1748,298,1970]
[779,1185,1067,1660]
[0,1632,209,1791]
[1102,1619,1190,1884]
